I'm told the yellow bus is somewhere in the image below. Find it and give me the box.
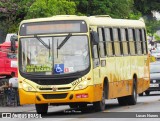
[17,15,150,114]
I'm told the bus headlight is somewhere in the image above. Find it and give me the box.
[22,82,36,92]
[74,80,90,90]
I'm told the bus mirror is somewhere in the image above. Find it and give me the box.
[91,31,99,45]
[10,34,17,52]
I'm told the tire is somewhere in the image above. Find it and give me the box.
[145,91,150,96]
[127,80,137,105]
[93,86,106,112]
[118,97,128,106]
[35,104,48,114]
[139,92,143,96]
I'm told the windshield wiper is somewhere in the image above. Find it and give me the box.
[34,35,50,49]
[57,33,72,49]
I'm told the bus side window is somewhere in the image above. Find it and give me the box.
[104,28,113,56]
[118,28,123,55]
[92,45,99,68]
[125,29,130,54]
[110,28,115,55]
[139,29,144,54]
[113,28,121,56]
[141,29,147,54]
[142,29,148,54]
[121,28,128,55]
[128,29,136,55]
[98,28,106,57]
[135,29,142,55]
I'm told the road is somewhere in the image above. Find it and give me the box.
[1,92,160,121]
[45,91,160,117]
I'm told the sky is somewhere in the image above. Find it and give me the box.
[153,11,160,20]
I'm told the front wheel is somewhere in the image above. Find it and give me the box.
[35,104,48,114]
[93,87,106,112]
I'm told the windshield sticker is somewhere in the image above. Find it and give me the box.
[64,67,74,73]
[54,64,64,74]
[26,65,52,72]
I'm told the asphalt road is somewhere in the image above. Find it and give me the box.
[1,91,160,121]
[44,91,160,118]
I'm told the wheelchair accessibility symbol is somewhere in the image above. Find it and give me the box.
[54,64,64,74]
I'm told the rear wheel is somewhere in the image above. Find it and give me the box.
[127,80,137,105]
[118,97,128,106]
[93,86,106,112]
[35,104,48,114]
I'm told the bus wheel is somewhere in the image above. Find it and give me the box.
[145,91,150,96]
[35,104,48,114]
[127,80,137,105]
[117,97,128,106]
[93,87,106,112]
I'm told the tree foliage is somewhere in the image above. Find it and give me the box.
[0,0,34,33]
[154,34,160,41]
[134,0,160,15]
[145,20,160,35]
[26,0,76,19]
[75,0,134,18]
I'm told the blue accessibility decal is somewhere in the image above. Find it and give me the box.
[54,64,64,74]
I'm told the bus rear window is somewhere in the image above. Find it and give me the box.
[20,20,88,36]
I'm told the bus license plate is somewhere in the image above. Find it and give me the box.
[150,84,159,87]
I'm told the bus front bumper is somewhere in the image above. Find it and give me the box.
[19,85,99,105]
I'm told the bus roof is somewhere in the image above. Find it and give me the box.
[88,16,145,28]
[20,15,145,28]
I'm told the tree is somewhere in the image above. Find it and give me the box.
[0,0,34,34]
[26,0,76,19]
[145,20,160,35]
[134,0,160,17]
[75,0,134,18]
[144,19,160,42]
[154,34,160,42]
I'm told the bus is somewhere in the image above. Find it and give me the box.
[17,15,150,114]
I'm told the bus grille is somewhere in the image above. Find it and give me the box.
[39,87,71,91]
[42,93,68,99]
[32,78,78,85]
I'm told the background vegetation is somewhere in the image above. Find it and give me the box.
[0,0,160,43]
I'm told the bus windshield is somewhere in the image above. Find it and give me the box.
[19,35,89,75]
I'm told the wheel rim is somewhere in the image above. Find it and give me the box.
[133,86,137,101]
